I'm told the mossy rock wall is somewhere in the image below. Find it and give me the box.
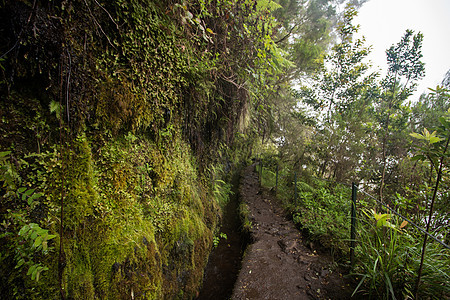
[59,134,217,299]
[1,128,220,299]
[0,0,254,298]
[71,134,212,298]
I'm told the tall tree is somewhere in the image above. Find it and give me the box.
[298,5,376,120]
[295,5,378,182]
[273,0,337,78]
[411,85,450,134]
[377,30,425,202]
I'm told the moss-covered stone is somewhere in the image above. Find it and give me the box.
[0,0,257,298]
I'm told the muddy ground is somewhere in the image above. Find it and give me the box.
[231,165,356,300]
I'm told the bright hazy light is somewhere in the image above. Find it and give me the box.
[354,0,450,99]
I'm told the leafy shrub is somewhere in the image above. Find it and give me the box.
[258,162,351,254]
[353,208,450,299]
[0,151,57,298]
[291,184,351,253]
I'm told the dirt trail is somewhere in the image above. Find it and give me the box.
[231,165,354,300]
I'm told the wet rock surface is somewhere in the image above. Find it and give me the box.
[232,165,354,300]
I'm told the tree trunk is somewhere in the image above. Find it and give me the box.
[379,115,389,203]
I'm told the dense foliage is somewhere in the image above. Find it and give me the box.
[257,6,450,299]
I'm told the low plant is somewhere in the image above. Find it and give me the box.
[213,232,228,248]
[352,207,450,299]
[213,179,233,209]
[239,202,252,234]
[15,222,56,281]
[292,184,351,252]
[1,151,56,284]
[352,209,411,299]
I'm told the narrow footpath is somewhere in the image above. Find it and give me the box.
[232,165,354,300]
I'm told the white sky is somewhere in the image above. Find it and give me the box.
[354,0,450,99]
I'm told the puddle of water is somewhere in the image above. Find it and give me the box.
[196,174,247,299]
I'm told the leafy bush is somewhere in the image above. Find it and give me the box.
[291,183,351,253]
[351,207,450,299]
[0,151,57,298]
[352,210,412,299]
[258,162,351,254]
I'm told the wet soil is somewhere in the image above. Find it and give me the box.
[231,165,355,300]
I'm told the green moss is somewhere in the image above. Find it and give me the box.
[0,128,215,299]
[0,0,254,298]
[63,134,99,230]
[49,133,216,299]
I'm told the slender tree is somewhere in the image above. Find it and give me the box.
[295,5,378,181]
[410,101,450,297]
[378,29,425,202]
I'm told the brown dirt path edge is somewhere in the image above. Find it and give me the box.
[231,165,355,300]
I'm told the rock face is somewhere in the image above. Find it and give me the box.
[232,165,354,300]
[0,1,253,298]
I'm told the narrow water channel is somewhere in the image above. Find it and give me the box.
[196,174,247,299]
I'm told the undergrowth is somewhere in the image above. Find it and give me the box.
[257,163,351,255]
[257,160,449,299]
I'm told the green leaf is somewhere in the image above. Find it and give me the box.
[427,131,443,144]
[352,274,368,297]
[35,267,44,281]
[15,258,25,269]
[410,132,424,140]
[36,228,47,236]
[429,136,443,144]
[411,155,426,161]
[24,189,35,197]
[372,211,398,230]
[385,273,395,298]
[0,232,12,239]
[34,236,43,248]
[27,264,37,276]
[18,225,30,236]
[17,187,27,193]
[49,100,59,113]
[29,223,39,230]
[0,151,11,158]
[28,192,42,201]
[46,234,57,240]
[31,267,38,280]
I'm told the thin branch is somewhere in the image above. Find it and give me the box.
[93,0,119,30]
[275,14,307,44]
[83,0,115,48]
[65,48,71,124]
[219,73,249,92]
[275,23,300,44]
